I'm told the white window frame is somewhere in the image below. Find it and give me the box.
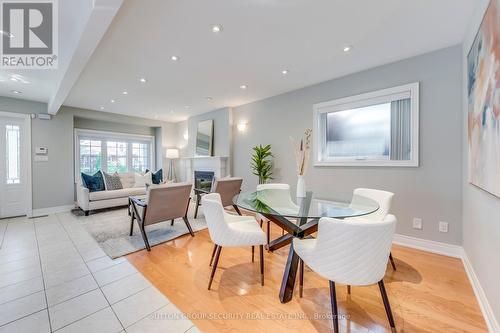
[313,82,419,167]
[74,129,155,182]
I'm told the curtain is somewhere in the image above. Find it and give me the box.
[390,98,411,160]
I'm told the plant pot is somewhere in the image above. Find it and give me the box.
[296,175,306,198]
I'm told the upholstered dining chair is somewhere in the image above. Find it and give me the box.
[294,216,398,333]
[349,188,396,270]
[194,177,243,218]
[129,182,194,251]
[202,193,267,290]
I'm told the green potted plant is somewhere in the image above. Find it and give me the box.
[251,144,274,184]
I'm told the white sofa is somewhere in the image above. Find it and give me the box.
[76,172,147,215]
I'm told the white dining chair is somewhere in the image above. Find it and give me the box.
[255,183,297,248]
[294,216,397,333]
[349,188,396,270]
[202,193,267,290]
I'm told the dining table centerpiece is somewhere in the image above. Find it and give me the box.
[290,128,312,197]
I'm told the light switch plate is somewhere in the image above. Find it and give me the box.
[413,218,423,230]
[439,221,448,233]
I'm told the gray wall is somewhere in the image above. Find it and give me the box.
[232,45,463,245]
[462,0,500,326]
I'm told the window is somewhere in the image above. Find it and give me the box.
[313,82,419,167]
[5,124,20,184]
[107,141,128,173]
[132,143,149,172]
[75,129,154,177]
[79,139,102,174]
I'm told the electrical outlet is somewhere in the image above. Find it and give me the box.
[439,221,449,233]
[413,218,423,230]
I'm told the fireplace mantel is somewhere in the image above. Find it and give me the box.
[177,156,230,183]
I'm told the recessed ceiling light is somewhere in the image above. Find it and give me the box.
[110,99,115,103]
[122,91,128,95]
[281,69,289,75]
[343,46,352,52]
[11,90,21,94]
[239,84,248,90]
[171,55,179,61]
[205,97,213,101]
[100,106,104,110]
[212,25,223,33]
[139,78,146,83]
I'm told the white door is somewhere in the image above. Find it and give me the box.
[0,116,28,218]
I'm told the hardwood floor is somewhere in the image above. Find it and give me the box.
[127,223,487,333]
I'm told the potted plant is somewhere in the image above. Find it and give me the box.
[251,144,274,184]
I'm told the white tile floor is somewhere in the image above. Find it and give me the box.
[0,212,199,332]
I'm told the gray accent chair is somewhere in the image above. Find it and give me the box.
[129,182,194,251]
[194,177,243,218]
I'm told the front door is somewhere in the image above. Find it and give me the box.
[0,115,28,218]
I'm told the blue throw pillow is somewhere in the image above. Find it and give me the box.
[146,169,163,184]
[81,171,105,192]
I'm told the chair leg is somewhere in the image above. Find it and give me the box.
[129,213,134,236]
[252,246,255,262]
[139,223,151,251]
[299,259,304,298]
[259,245,264,286]
[170,219,174,226]
[209,244,217,266]
[266,221,270,248]
[208,246,222,290]
[233,205,242,216]
[389,252,397,271]
[378,280,397,332]
[329,281,339,333]
[347,285,351,295]
[182,216,195,237]
[194,195,200,219]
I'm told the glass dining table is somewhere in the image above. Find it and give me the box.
[233,189,379,303]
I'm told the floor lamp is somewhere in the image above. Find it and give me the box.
[166,148,179,181]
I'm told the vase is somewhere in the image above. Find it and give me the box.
[296,175,306,198]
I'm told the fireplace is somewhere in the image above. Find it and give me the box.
[194,171,215,192]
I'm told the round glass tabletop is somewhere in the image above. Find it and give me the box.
[233,189,379,220]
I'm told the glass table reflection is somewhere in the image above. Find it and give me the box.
[233,189,379,303]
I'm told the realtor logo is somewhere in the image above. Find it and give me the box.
[1,0,58,69]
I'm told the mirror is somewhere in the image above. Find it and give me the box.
[196,119,213,156]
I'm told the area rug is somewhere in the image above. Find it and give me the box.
[73,206,207,258]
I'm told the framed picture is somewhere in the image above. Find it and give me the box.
[467,0,500,197]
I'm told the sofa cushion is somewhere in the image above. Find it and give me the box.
[146,169,163,184]
[81,171,105,192]
[89,187,146,201]
[102,171,123,190]
[134,172,152,188]
[118,172,135,188]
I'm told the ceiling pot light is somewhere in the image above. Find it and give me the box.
[171,55,179,61]
[110,99,115,103]
[122,91,128,95]
[100,106,104,110]
[343,46,352,52]
[140,78,146,83]
[212,25,223,33]
[239,84,248,90]
[205,97,213,101]
[11,90,21,94]
[281,69,289,75]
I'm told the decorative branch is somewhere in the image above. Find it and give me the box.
[290,129,312,176]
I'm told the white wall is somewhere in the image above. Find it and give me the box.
[462,0,500,329]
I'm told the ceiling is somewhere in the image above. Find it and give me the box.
[14,0,481,121]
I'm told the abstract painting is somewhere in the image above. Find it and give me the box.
[468,0,500,197]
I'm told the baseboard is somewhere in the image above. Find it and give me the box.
[462,251,500,333]
[393,233,499,332]
[31,204,75,217]
[393,233,463,258]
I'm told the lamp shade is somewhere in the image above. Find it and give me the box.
[166,148,179,159]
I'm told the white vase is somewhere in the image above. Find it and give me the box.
[296,175,306,198]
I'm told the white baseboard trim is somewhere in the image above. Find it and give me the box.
[31,204,75,217]
[393,233,499,332]
[393,233,463,258]
[462,251,500,333]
